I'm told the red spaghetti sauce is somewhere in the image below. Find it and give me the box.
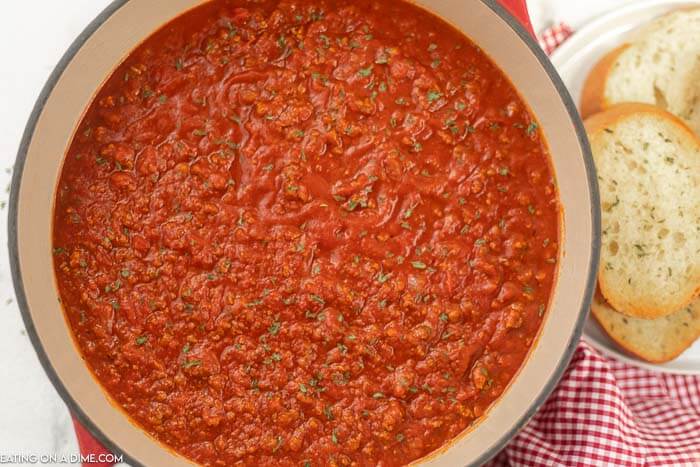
[53,0,559,465]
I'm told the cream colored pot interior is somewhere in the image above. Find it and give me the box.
[13,0,596,465]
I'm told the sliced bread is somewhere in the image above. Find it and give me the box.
[585,103,700,319]
[592,290,700,363]
[580,8,700,135]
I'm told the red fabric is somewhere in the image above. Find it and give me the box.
[71,416,113,467]
[499,0,535,36]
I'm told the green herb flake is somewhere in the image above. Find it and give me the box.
[269,321,281,336]
[135,336,148,346]
[182,359,201,369]
[427,90,442,102]
[358,66,373,77]
[324,405,335,420]
[377,272,392,284]
[273,436,284,453]
[411,261,427,270]
[526,122,539,135]
[345,199,359,212]
[310,294,326,305]
[439,312,449,323]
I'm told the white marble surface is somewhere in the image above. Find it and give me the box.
[0,0,630,464]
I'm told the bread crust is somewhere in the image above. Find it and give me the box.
[591,291,700,363]
[580,45,631,119]
[585,104,700,319]
[584,102,700,145]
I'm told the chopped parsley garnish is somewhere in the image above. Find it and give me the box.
[526,122,539,135]
[346,199,360,211]
[358,66,373,77]
[268,321,281,336]
[135,336,148,346]
[273,436,284,453]
[310,294,325,305]
[411,261,427,270]
[377,272,392,284]
[427,90,442,102]
[182,359,201,369]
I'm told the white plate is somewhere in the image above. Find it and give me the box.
[550,0,700,375]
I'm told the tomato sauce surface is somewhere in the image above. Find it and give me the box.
[53,0,559,465]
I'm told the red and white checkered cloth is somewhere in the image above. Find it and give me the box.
[488,23,700,467]
[537,22,574,55]
[491,342,700,466]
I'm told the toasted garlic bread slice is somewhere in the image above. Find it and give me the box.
[592,291,700,363]
[580,8,700,135]
[586,104,700,318]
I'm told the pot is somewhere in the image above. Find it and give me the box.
[9,0,600,465]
